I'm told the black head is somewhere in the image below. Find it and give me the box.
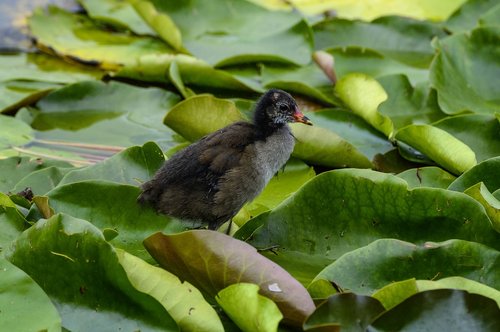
[253,89,312,131]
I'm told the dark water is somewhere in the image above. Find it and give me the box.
[0,0,80,52]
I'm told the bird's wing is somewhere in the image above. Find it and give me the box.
[198,122,257,174]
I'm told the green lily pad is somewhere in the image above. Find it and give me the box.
[417,277,500,307]
[240,169,500,263]
[12,166,74,196]
[0,156,72,193]
[29,80,181,150]
[148,0,312,66]
[445,0,500,33]
[5,213,178,331]
[327,47,429,85]
[373,277,500,311]
[115,53,262,93]
[46,181,184,261]
[433,114,500,162]
[0,256,61,332]
[304,293,385,332]
[28,6,173,70]
[464,182,500,233]
[116,248,223,332]
[429,27,500,115]
[396,167,456,189]
[216,283,283,332]
[132,0,182,49]
[304,109,394,161]
[448,156,500,192]
[377,75,446,129]
[315,239,500,294]
[164,94,244,141]
[314,16,445,67]
[290,123,373,168]
[260,63,336,105]
[144,230,315,328]
[367,289,500,331]
[395,124,477,174]
[335,73,394,137]
[78,0,156,35]
[0,193,28,250]
[0,115,34,150]
[59,142,165,186]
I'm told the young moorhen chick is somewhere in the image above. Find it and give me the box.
[138,89,312,230]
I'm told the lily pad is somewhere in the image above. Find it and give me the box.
[58,142,165,186]
[367,289,500,331]
[12,166,74,196]
[5,213,178,331]
[216,283,283,332]
[305,109,394,161]
[148,0,312,66]
[396,167,456,189]
[0,193,28,250]
[448,156,500,192]
[46,181,184,261]
[0,257,61,332]
[327,47,429,85]
[429,27,500,115]
[116,248,223,332]
[78,0,156,35]
[164,94,244,141]
[29,80,182,150]
[395,124,477,175]
[144,230,315,327]
[314,16,445,67]
[445,0,500,33]
[0,115,34,150]
[377,75,446,129]
[433,114,500,162]
[464,182,500,233]
[28,6,173,70]
[335,73,394,137]
[0,156,72,193]
[240,169,500,263]
[304,293,385,332]
[315,239,500,294]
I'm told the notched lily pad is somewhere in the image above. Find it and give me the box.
[144,230,315,327]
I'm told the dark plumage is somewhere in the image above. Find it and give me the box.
[138,89,312,230]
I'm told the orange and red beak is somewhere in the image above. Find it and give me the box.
[293,107,313,125]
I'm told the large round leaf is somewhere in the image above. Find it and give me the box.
[433,114,500,163]
[216,283,283,332]
[148,0,312,66]
[395,124,477,175]
[314,16,445,67]
[429,27,500,115]
[31,80,181,150]
[304,293,385,332]
[448,156,500,192]
[367,289,500,331]
[116,248,223,332]
[5,213,178,331]
[28,6,173,70]
[315,239,500,294]
[144,230,315,328]
[241,169,499,263]
[0,257,61,332]
[397,166,456,189]
[59,142,165,186]
[46,181,184,261]
[335,73,394,137]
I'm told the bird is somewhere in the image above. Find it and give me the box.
[137,89,312,230]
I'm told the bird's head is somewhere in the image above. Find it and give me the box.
[253,89,312,129]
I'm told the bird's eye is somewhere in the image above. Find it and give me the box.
[279,104,289,112]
